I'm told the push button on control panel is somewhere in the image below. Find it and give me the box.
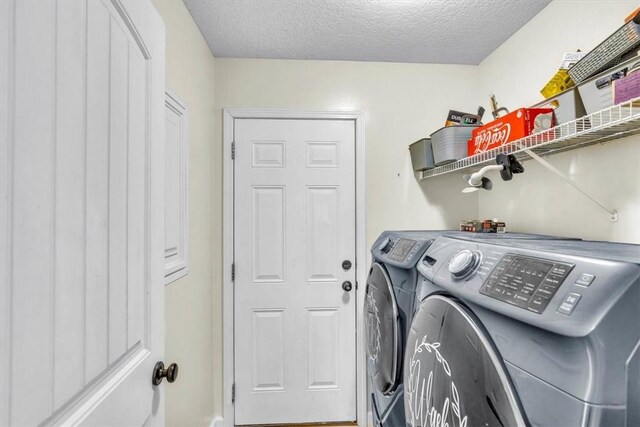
[575,273,595,287]
[557,292,582,315]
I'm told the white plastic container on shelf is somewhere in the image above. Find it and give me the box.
[577,54,640,117]
[409,138,435,171]
[533,87,588,137]
[534,87,586,125]
[430,125,478,166]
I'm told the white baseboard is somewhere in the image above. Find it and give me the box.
[210,416,223,427]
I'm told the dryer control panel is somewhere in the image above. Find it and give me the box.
[479,254,573,314]
[421,235,640,337]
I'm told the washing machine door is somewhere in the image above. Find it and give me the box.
[404,295,528,427]
[366,263,401,395]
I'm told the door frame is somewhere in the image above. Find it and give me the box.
[222,109,366,427]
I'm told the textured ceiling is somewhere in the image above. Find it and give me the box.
[183,0,552,65]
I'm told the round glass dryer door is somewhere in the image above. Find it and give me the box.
[404,295,527,427]
[365,263,400,395]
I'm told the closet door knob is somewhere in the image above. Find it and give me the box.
[152,361,179,386]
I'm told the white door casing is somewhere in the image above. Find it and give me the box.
[0,0,165,425]
[164,90,189,285]
[231,117,360,425]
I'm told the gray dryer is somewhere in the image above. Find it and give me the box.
[405,235,640,427]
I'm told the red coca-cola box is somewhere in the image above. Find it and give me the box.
[467,108,555,156]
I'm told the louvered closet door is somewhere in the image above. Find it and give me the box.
[0,0,165,425]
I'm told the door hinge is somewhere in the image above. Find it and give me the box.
[231,141,235,160]
[232,383,236,404]
[231,263,235,282]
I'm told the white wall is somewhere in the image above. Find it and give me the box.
[477,0,640,243]
[151,1,217,426]
[215,59,482,251]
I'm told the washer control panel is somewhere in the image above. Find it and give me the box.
[479,254,574,314]
[372,232,439,268]
[388,238,418,262]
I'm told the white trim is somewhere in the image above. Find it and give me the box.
[0,1,13,424]
[354,110,367,427]
[222,109,367,427]
[163,89,189,285]
[222,110,235,427]
[51,349,151,426]
[210,416,224,427]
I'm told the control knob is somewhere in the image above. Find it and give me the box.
[449,250,481,278]
[378,238,393,253]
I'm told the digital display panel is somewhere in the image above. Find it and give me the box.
[388,238,417,262]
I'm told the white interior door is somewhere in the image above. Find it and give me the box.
[234,119,357,425]
[0,0,165,425]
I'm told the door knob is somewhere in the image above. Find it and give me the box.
[152,361,179,386]
[342,281,353,292]
[342,260,352,271]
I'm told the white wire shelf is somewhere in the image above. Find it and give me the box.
[420,97,640,180]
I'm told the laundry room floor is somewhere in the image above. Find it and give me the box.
[248,424,357,427]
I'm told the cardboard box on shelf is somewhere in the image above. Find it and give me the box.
[445,110,480,127]
[459,220,506,233]
[482,220,506,233]
[460,220,483,233]
[559,51,588,70]
[467,108,555,156]
[614,69,640,104]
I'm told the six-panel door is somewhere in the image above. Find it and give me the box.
[234,119,357,425]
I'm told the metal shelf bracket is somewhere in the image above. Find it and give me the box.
[520,146,619,222]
